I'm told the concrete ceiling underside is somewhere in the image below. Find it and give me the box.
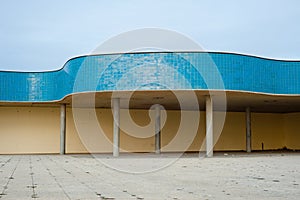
[1,90,300,113]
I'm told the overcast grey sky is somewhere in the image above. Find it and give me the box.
[0,0,300,71]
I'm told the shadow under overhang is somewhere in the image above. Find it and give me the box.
[1,90,300,113]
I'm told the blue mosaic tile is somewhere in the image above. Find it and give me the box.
[0,52,300,102]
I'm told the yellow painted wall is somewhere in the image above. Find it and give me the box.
[161,110,205,152]
[0,107,299,154]
[119,109,155,152]
[284,113,300,150]
[214,112,246,151]
[0,107,60,154]
[251,113,285,150]
[66,108,89,153]
[66,108,112,153]
[66,109,206,153]
[66,108,156,153]
[65,110,248,153]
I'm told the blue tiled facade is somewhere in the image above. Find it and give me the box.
[1,52,300,102]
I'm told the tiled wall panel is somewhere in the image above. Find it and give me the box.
[0,52,300,102]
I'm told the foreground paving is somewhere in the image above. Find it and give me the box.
[0,152,299,200]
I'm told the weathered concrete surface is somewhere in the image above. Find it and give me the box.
[0,153,299,200]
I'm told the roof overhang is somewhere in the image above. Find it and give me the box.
[1,90,300,113]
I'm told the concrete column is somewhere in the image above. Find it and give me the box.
[246,107,252,153]
[206,96,213,157]
[60,104,66,155]
[155,104,161,154]
[113,98,120,157]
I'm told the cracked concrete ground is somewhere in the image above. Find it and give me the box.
[0,152,299,200]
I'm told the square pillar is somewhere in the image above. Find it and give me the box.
[113,98,120,157]
[246,107,252,153]
[60,104,66,155]
[206,96,213,157]
[155,104,161,154]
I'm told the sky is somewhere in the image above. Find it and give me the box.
[0,0,300,71]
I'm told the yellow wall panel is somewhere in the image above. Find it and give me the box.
[251,113,284,150]
[1,107,299,154]
[284,113,300,150]
[214,112,246,151]
[0,107,60,154]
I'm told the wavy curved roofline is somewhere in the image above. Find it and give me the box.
[1,51,300,73]
[1,51,300,103]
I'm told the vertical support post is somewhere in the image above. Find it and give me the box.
[113,98,120,157]
[246,107,252,153]
[60,104,66,155]
[206,96,213,157]
[155,104,161,154]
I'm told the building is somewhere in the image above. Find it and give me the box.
[0,52,299,156]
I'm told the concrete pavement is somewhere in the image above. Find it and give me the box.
[0,153,299,199]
